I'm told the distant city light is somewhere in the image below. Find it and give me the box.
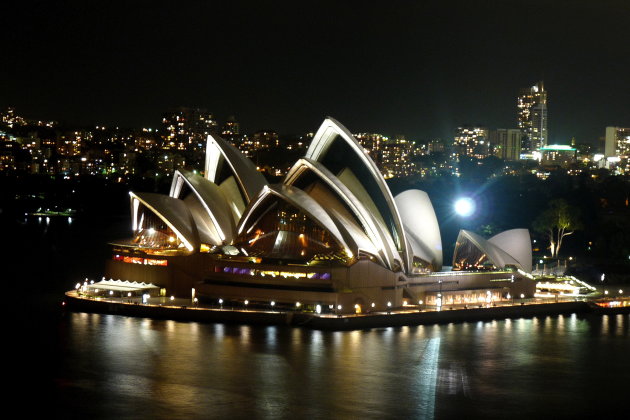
[454,197,475,217]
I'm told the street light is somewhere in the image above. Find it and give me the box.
[454,197,476,217]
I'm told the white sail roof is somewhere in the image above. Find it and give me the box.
[204,134,267,221]
[488,229,532,272]
[305,117,409,271]
[130,192,199,252]
[170,169,236,245]
[285,157,397,269]
[395,189,443,271]
[237,184,354,260]
[454,229,528,272]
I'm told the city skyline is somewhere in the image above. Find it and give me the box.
[1,1,629,144]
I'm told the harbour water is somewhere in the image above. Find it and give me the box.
[8,213,630,419]
[38,309,630,419]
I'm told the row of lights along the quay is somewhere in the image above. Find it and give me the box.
[211,298,396,314]
[76,276,569,312]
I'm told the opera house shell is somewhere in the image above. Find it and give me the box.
[106,118,535,313]
[453,229,533,273]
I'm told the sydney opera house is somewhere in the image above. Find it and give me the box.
[103,118,535,314]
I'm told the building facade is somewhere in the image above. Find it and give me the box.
[454,126,489,159]
[604,126,630,157]
[518,81,548,153]
[539,144,577,167]
[488,128,522,161]
[161,107,218,151]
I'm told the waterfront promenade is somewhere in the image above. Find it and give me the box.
[63,290,627,330]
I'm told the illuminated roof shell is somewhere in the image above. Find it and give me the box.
[305,117,409,271]
[394,189,443,271]
[487,229,532,273]
[454,229,527,272]
[237,184,354,260]
[130,191,199,252]
[169,169,236,245]
[204,134,267,221]
[284,158,397,268]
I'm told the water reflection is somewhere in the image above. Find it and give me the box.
[56,312,630,418]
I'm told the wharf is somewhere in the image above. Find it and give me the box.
[63,291,624,331]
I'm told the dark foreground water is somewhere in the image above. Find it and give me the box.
[6,214,630,419]
[43,312,628,419]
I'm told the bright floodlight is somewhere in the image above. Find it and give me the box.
[454,197,475,217]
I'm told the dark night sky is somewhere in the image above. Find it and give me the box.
[1,0,629,143]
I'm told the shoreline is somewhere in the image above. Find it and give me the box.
[63,291,628,331]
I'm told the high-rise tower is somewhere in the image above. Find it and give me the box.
[517,81,548,153]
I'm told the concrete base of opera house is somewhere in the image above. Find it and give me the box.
[63,291,623,331]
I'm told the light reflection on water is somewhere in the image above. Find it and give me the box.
[54,312,629,419]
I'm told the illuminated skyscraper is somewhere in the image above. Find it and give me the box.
[517,81,548,153]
